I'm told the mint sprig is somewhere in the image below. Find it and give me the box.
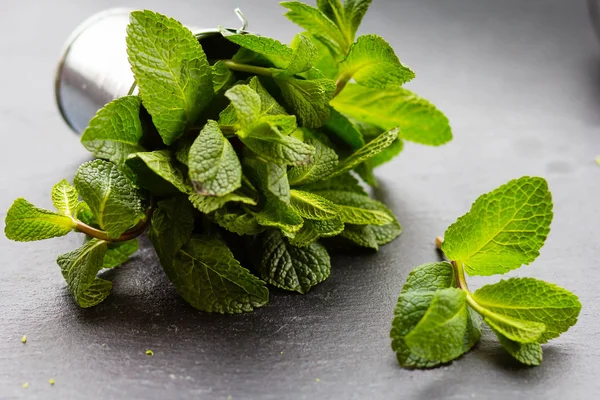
[5,1,452,313]
[390,177,582,367]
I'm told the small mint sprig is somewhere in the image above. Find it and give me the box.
[390,176,582,368]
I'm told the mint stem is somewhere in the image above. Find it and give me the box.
[223,60,274,77]
[437,237,479,309]
[334,73,351,96]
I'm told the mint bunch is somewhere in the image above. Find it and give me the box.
[4,1,451,312]
[390,177,581,367]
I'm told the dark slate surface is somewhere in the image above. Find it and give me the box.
[1,0,599,399]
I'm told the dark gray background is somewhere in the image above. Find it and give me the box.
[1,0,599,399]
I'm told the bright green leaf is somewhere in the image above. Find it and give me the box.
[492,328,543,366]
[74,160,145,239]
[442,177,553,276]
[482,311,545,344]
[189,120,242,196]
[289,216,344,247]
[212,208,265,236]
[103,239,139,269]
[127,10,213,144]
[242,123,315,166]
[324,108,364,150]
[401,262,456,294]
[57,239,110,308]
[473,278,581,343]
[5,198,76,242]
[222,30,293,69]
[290,189,340,220]
[275,77,336,128]
[51,179,79,216]
[212,60,235,94]
[340,34,414,89]
[80,96,144,166]
[288,137,339,185]
[331,83,452,146]
[317,190,393,225]
[126,150,191,195]
[189,191,257,214]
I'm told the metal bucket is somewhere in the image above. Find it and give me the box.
[55,8,247,134]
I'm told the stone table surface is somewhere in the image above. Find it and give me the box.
[1,0,599,399]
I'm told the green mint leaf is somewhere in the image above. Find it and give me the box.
[299,172,367,195]
[324,108,365,150]
[5,198,76,242]
[442,177,553,276]
[289,189,340,220]
[288,137,339,185]
[51,179,79,216]
[222,30,293,68]
[103,239,139,269]
[212,60,235,94]
[244,159,291,204]
[289,216,344,247]
[75,202,97,226]
[212,208,265,236]
[400,262,456,293]
[189,191,257,214]
[326,127,399,179]
[284,34,317,76]
[317,190,394,225]
[303,32,340,80]
[80,96,144,166]
[126,150,191,195]
[331,83,452,146]
[249,76,289,115]
[317,0,372,42]
[188,120,242,196]
[491,328,543,366]
[148,197,195,268]
[127,10,213,145]
[481,311,545,344]
[355,137,403,187]
[57,239,110,308]
[169,236,269,313]
[473,278,581,343]
[403,288,469,363]
[243,124,315,166]
[254,201,304,237]
[259,230,330,293]
[281,1,348,57]
[340,34,414,89]
[225,85,262,132]
[74,160,145,239]
[340,224,378,249]
[275,77,336,128]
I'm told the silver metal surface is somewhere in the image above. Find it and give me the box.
[55,8,248,134]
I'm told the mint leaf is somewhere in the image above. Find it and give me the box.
[80,96,144,166]
[403,288,469,363]
[290,189,340,220]
[169,236,269,313]
[316,0,372,42]
[288,137,339,185]
[189,120,242,196]
[340,224,378,249]
[284,34,317,76]
[57,239,110,308]
[331,83,452,146]
[281,1,348,57]
[222,31,293,69]
[242,124,315,166]
[317,190,393,225]
[148,197,195,268]
[355,138,403,187]
[275,77,336,128]
[326,127,399,179]
[289,216,344,247]
[74,160,145,239]
[249,77,289,115]
[442,177,553,276]
[400,262,456,293]
[126,150,191,195]
[103,239,139,269]
[224,85,262,132]
[254,201,304,237]
[245,159,291,203]
[189,191,257,214]
[259,230,330,293]
[340,35,414,89]
[473,278,581,343]
[212,60,235,94]
[481,312,545,344]
[51,179,79,216]
[492,328,543,366]
[5,198,76,242]
[213,208,265,236]
[75,202,97,226]
[300,172,367,195]
[324,108,364,150]
[127,10,213,145]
